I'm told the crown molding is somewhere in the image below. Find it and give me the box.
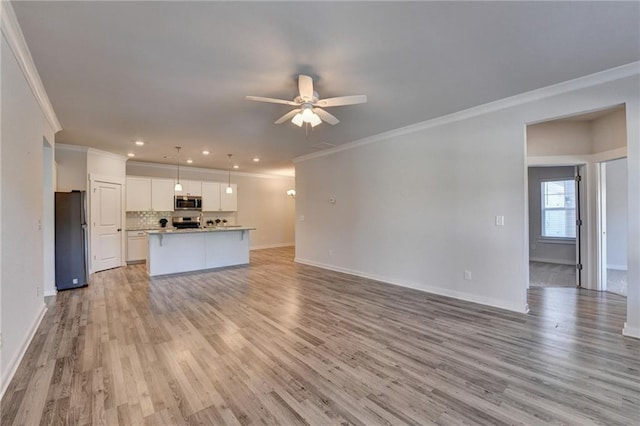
[87,147,127,162]
[127,161,295,180]
[55,144,129,162]
[294,61,640,164]
[1,1,62,133]
[55,143,88,153]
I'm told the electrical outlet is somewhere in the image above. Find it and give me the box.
[531,243,536,250]
[464,270,472,281]
[495,215,505,226]
[36,287,40,297]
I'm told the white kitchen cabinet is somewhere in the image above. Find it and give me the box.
[202,182,221,211]
[175,180,202,196]
[151,178,175,211]
[221,184,238,211]
[202,182,237,211]
[126,177,151,211]
[127,230,147,262]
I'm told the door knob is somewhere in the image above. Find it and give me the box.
[117,228,122,232]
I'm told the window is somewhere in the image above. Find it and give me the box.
[541,179,576,239]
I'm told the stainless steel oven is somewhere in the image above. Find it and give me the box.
[174,195,202,211]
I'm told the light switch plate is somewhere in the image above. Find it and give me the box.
[495,215,505,226]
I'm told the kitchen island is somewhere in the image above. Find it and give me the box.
[146,227,255,276]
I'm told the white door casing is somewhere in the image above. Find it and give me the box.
[91,180,122,272]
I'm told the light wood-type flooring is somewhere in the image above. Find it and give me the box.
[529,261,628,296]
[2,247,639,425]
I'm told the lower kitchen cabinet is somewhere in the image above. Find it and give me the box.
[127,231,147,263]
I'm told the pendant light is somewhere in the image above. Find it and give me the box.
[174,146,183,191]
[226,154,233,194]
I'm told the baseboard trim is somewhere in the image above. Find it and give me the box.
[622,322,640,340]
[294,257,528,314]
[251,243,294,250]
[43,289,57,297]
[0,303,48,399]
[529,257,575,266]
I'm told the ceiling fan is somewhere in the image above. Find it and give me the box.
[246,74,367,127]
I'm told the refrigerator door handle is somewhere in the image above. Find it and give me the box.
[82,225,89,284]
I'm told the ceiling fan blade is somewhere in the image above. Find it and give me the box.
[274,109,301,124]
[314,108,340,125]
[316,95,368,107]
[246,96,299,106]
[298,75,314,101]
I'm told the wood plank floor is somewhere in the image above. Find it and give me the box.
[2,247,639,425]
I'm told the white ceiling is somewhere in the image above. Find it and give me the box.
[12,1,640,175]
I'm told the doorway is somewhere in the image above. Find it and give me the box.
[528,165,581,288]
[598,158,628,296]
[90,180,123,272]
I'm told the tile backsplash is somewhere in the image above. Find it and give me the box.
[126,211,173,229]
[126,211,238,228]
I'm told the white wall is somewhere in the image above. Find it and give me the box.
[126,162,296,249]
[593,108,627,153]
[606,158,627,270]
[55,144,87,191]
[295,68,640,339]
[87,148,126,179]
[527,121,592,156]
[0,34,57,395]
[528,166,576,265]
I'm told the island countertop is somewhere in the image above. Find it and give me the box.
[146,226,255,235]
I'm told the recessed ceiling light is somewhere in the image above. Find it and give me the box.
[202,150,210,155]
[127,153,135,157]
[233,164,239,169]
[253,157,260,162]
[186,159,193,164]
[134,140,144,146]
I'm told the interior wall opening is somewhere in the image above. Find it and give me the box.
[525,104,626,302]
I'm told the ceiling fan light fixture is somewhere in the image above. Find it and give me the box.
[309,113,322,127]
[247,74,367,130]
[291,113,304,127]
[301,106,314,123]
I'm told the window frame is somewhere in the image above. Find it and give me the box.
[539,177,577,243]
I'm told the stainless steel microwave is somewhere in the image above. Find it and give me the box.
[174,195,202,211]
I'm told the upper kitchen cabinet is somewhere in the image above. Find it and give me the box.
[126,176,175,211]
[174,180,202,196]
[202,182,221,211]
[202,182,237,211]
[151,179,175,211]
[126,177,151,211]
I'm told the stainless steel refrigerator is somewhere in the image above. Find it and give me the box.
[55,191,89,290]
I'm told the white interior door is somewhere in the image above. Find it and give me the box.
[92,180,122,272]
